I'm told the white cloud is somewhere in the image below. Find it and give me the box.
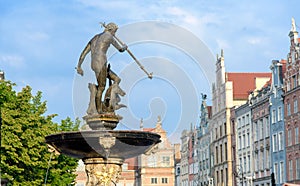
[26,32,49,42]
[247,37,263,45]
[167,6,199,25]
[0,55,26,69]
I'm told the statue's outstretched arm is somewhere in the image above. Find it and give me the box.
[77,42,91,76]
[112,38,127,52]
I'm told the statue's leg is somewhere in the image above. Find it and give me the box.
[96,68,107,113]
[108,70,120,84]
[87,83,97,115]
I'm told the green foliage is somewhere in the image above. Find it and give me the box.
[0,81,79,185]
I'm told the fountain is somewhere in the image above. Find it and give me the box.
[45,22,160,186]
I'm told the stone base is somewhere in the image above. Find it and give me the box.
[83,158,124,186]
[83,113,120,130]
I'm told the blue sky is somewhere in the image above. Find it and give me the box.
[1,0,299,142]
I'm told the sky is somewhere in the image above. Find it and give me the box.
[0,0,299,143]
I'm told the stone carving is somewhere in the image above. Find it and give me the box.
[84,158,123,186]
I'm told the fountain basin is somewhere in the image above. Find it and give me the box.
[45,130,161,159]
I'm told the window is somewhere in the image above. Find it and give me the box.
[273,134,278,152]
[246,114,249,124]
[297,158,300,179]
[224,142,227,160]
[216,146,218,164]
[255,122,258,141]
[265,117,270,136]
[151,178,158,184]
[288,129,292,146]
[224,122,227,135]
[289,160,293,180]
[242,116,245,126]
[247,133,250,147]
[260,119,264,139]
[266,149,270,169]
[278,132,283,151]
[243,134,245,148]
[220,125,222,137]
[220,144,223,162]
[272,109,276,123]
[287,102,291,116]
[247,155,251,172]
[293,75,297,89]
[280,161,284,183]
[294,99,298,113]
[255,152,259,171]
[260,151,264,170]
[296,127,299,144]
[162,178,168,184]
[278,107,282,121]
[162,156,170,167]
[148,155,157,167]
[274,163,278,184]
[239,136,242,149]
[244,157,246,172]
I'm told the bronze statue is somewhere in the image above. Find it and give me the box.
[76,22,127,114]
[77,22,153,117]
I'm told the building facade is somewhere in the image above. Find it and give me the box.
[211,49,271,186]
[269,59,287,185]
[250,83,272,186]
[197,94,212,186]
[235,102,253,186]
[137,117,175,186]
[181,129,190,186]
[284,18,300,184]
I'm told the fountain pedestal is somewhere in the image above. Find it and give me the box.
[83,113,120,130]
[84,158,123,186]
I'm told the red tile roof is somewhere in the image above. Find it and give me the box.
[298,38,300,43]
[226,72,272,100]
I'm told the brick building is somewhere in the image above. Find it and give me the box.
[284,18,300,183]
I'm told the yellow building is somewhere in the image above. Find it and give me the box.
[211,50,271,186]
[136,116,176,186]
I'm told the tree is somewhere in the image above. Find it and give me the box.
[0,81,79,185]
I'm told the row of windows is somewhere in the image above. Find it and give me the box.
[272,132,284,152]
[147,156,170,167]
[286,72,300,91]
[254,149,270,171]
[238,132,250,150]
[271,106,283,123]
[213,122,227,140]
[273,161,285,184]
[151,177,168,184]
[286,98,298,116]
[237,114,250,128]
[253,117,270,141]
[215,168,228,185]
[287,158,300,180]
[215,142,227,164]
[287,127,299,146]
[238,155,251,173]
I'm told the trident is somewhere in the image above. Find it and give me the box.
[100,22,153,79]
